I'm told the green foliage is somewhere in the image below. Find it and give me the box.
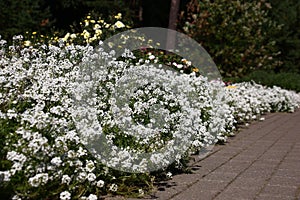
[226,70,300,92]
[48,0,134,32]
[267,0,300,73]
[179,0,282,77]
[84,0,132,17]
[0,0,52,40]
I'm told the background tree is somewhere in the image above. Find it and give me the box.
[167,0,181,50]
[179,0,282,77]
[268,0,300,73]
[0,0,52,40]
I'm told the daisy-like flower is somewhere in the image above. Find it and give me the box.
[61,175,71,185]
[109,183,118,192]
[60,191,71,200]
[87,173,96,182]
[96,180,105,188]
[28,173,49,187]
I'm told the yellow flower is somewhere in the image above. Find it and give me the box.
[32,32,37,35]
[84,20,89,27]
[82,30,90,39]
[114,21,125,29]
[95,29,102,36]
[24,40,31,46]
[63,33,70,42]
[182,59,192,66]
[114,13,122,20]
[192,68,199,73]
[89,35,97,43]
[226,85,237,89]
[94,24,101,30]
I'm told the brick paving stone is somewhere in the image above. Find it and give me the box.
[230,154,257,162]
[216,160,251,174]
[255,194,295,200]
[229,177,266,190]
[268,176,300,187]
[274,169,300,178]
[239,169,273,180]
[170,180,226,200]
[258,185,298,198]
[214,186,259,200]
[203,171,238,182]
[170,173,203,186]
[258,151,287,162]
[253,158,281,166]
[209,148,240,158]
[278,164,300,172]
[171,189,219,200]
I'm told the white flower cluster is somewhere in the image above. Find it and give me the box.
[224,82,300,123]
[0,37,299,199]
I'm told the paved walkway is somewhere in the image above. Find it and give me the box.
[108,109,300,200]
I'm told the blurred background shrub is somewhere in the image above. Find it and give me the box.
[178,0,283,77]
[224,70,300,92]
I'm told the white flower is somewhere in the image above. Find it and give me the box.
[96,180,105,188]
[12,195,21,200]
[138,188,144,196]
[77,172,87,182]
[67,150,76,158]
[87,194,98,200]
[148,55,155,60]
[85,160,95,172]
[28,173,49,187]
[60,191,71,200]
[109,183,118,192]
[176,64,183,69]
[166,172,172,179]
[61,175,71,185]
[51,157,62,166]
[70,33,77,39]
[0,171,11,181]
[87,173,96,182]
